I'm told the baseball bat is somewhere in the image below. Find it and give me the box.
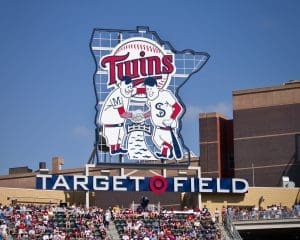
[169,127,182,160]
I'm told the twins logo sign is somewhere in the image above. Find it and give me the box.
[91,26,209,165]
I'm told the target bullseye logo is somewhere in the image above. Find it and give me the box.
[149,176,168,194]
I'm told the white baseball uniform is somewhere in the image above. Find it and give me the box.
[99,88,130,146]
[146,90,181,148]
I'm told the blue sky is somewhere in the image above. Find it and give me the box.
[0,0,299,174]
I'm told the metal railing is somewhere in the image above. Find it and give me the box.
[229,209,300,222]
[223,214,243,240]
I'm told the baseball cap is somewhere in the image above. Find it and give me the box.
[144,77,157,86]
[120,76,132,85]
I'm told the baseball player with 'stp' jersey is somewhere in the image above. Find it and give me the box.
[143,77,183,160]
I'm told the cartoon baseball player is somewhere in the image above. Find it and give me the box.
[98,76,146,155]
[98,76,135,155]
[143,77,183,159]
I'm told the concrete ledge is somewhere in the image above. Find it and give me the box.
[233,218,300,230]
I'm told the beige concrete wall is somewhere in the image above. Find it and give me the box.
[0,187,66,205]
[202,187,300,213]
[1,186,299,215]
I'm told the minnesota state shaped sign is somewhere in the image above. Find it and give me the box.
[90,26,209,167]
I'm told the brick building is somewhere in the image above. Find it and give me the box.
[199,113,234,178]
[200,81,300,187]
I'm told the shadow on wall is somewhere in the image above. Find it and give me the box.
[280,134,300,188]
[64,191,86,206]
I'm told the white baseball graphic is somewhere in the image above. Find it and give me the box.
[113,37,176,92]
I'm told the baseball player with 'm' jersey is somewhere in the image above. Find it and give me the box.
[98,76,146,155]
[143,77,183,159]
[98,76,134,155]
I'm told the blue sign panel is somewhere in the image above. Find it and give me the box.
[36,175,248,194]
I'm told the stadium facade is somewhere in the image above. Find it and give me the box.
[0,82,299,210]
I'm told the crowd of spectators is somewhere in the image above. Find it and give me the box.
[112,206,221,240]
[224,204,300,222]
[3,201,298,239]
[0,203,222,240]
[0,203,221,240]
[0,204,111,239]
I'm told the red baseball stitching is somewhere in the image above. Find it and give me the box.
[115,41,160,55]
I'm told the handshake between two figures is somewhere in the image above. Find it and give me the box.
[129,110,176,128]
[130,110,148,123]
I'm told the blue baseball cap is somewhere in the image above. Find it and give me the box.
[144,77,157,87]
[121,76,132,85]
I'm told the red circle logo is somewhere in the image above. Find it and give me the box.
[149,176,168,194]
